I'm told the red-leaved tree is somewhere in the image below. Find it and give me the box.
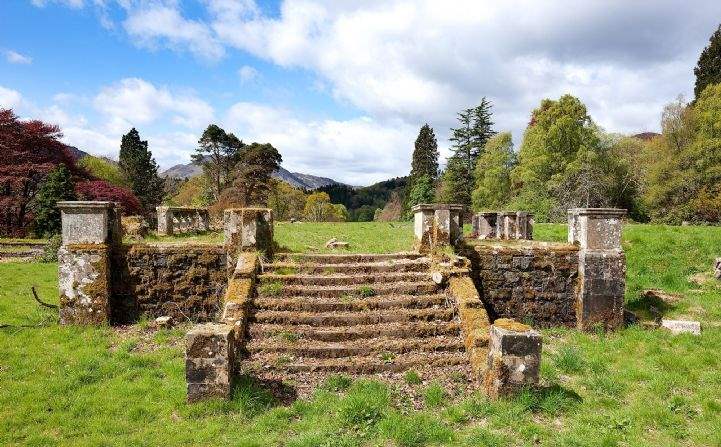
[75,180,142,216]
[0,109,81,237]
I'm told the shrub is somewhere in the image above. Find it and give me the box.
[36,234,62,262]
[75,180,142,215]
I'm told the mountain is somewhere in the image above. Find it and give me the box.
[161,161,342,190]
[64,145,90,160]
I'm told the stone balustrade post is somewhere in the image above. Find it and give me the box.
[475,211,498,239]
[57,201,121,325]
[156,206,172,235]
[412,204,464,252]
[224,208,274,271]
[568,208,627,331]
[484,318,542,399]
[498,211,517,240]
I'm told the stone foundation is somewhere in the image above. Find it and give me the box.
[484,319,542,399]
[186,323,235,402]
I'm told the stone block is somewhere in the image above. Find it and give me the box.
[498,212,517,240]
[577,249,625,331]
[58,201,120,246]
[224,208,274,265]
[475,212,497,239]
[58,245,111,325]
[186,323,235,402]
[412,204,464,251]
[567,208,625,250]
[484,319,541,399]
[661,319,701,335]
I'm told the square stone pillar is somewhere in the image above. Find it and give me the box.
[515,212,534,240]
[569,208,627,331]
[224,208,274,269]
[474,212,497,239]
[156,206,172,236]
[57,201,120,325]
[186,323,235,402]
[484,318,542,399]
[412,204,464,251]
[498,212,517,240]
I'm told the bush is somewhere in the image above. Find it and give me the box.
[36,234,62,262]
[75,180,142,215]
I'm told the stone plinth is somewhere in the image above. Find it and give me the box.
[412,204,464,251]
[157,206,210,236]
[498,212,517,240]
[186,323,235,402]
[57,201,119,325]
[224,208,274,268]
[474,212,497,239]
[484,318,541,399]
[569,208,627,331]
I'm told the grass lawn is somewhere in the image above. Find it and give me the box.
[2,223,721,446]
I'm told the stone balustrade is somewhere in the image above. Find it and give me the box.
[472,211,534,240]
[156,206,210,236]
[412,203,464,251]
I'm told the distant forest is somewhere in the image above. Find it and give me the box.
[314,177,408,221]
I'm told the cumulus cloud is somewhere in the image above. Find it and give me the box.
[238,65,259,83]
[123,3,224,61]
[0,86,23,109]
[31,0,85,8]
[4,50,32,64]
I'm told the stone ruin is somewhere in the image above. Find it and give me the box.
[471,211,534,240]
[156,206,210,236]
[56,201,627,402]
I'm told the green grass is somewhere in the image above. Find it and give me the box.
[2,223,721,445]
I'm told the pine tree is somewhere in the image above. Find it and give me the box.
[118,128,164,214]
[437,155,472,206]
[192,124,244,200]
[694,24,721,100]
[407,175,435,206]
[32,164,76,237]
[410,124,439,181]
[226,143,282,206]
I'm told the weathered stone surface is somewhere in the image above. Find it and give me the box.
[224,208,274,265]
[661,319,701,335]
[463,241,579,327]
[448,276,491,377]
[58,245,111,325]
[714,258,721,279]
[412,204,464,251]
[186,323,235,402]
[157,206,210,236]
[58,201,121,246]
[112,244,227,323]
[484,319,541,399]
[121,215,149,240]
[567,208,625,250]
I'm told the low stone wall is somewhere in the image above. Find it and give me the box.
[461,240,580,328]
[111,244,227,323]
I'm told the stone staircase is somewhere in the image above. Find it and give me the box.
[240,252,471,387]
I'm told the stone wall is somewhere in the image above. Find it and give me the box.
[462,240,580,328]
[111,244,227,323]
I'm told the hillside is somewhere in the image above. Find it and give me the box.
[315,176,408,221]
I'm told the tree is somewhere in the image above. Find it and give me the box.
[304,191,332,221]
[225,143,282,206]
[0,109,80,237]
[436,155,471,206]
[193,124,243,200]
[77,155,130,188]
[472,132,516,210]
[118,128,164,214]
[268,179,306,221]
[407,175,435,207]
[410,124,439,182]
[694,24,721,100]
[170,175,212,207]
[75,180,142,215]
[31,164,76,237]
[446,98,495,206]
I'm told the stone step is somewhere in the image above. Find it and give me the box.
[253,294,448,312]
[245,351,469,374]
[249,321,461,342]
[273,252,424,265]
[250,307,456,326]
[258,281,438,298]
[246,335,465,359]
[258,272,431,286]
[264,259,431,275]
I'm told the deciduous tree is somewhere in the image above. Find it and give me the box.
[31,164,76,237]
[472,132,516,210]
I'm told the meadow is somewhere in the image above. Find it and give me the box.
[1,223,721,446]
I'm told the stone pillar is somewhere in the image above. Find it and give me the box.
[412,204,464,251]
[57,201,120,325]
[498,212,517,240]
[515,212,534,240]
[224,208,274,268]
[475,212,497,239]
[186,323,235,402]
[484,318,542,399]
[569,208,627,331]
[156,206,173,236]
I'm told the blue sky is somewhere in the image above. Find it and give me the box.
[2,1,720,185]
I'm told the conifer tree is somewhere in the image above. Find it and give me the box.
[32,164,76,237]
[694,24,721,100]
[225,143,282,206]
[192,124,244,200]
[410,124,439,182]
[118,128,164,214]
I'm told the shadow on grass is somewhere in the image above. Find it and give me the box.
[626,291,677,322]
[233,374,298,411]
[515,384,583,415]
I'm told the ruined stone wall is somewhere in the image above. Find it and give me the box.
[462,241,579,328]
[111,244,227,323]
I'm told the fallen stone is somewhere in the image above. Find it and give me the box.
[643,289,682,304]
[660,319,701,335]
[155,315,173,328]
[325,238,349,249]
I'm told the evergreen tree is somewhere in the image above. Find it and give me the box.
[437,155,471,206]
[193,124,244,200]
[118,128,164,214]
[32,164,76,237]
[227,143,282,206]
[407,175,435,206]
[694,24,721,100]
[472,132,516,210]
[446,98,495,206]
[410,124,439,181]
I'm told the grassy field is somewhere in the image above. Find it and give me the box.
[2,223,721,446]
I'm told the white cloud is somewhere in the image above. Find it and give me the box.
[224,102,417,185]
[0,86,23,109]
[4,50,32,64]
[238,65,259,83]
[93,78,213,133]
[123,4,224,61]
[31,0,85,8]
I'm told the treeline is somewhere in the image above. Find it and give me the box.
[404,24,721,224]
